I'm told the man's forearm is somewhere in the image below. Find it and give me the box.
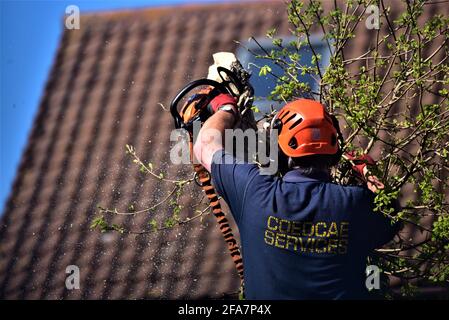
[193,107,236,172]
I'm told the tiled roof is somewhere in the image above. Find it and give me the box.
[0,1,290,299]
[1,0,447,299]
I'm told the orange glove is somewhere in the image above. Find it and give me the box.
[344,151,384,192]
[345,151,376,179]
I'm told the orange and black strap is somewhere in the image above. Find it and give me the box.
[193,163,245,283]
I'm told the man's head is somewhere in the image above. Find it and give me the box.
[272,99,341,175]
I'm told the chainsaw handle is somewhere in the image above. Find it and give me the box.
[217,66,254,98]
[170,78,229,129]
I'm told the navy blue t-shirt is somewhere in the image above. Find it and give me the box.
[211,150,397,300]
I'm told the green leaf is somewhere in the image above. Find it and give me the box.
[90,216,108,232]
[148,219,158,231]
[112,224,125,234]
[259,65,272,77]
[266,28,276,38]
[251,105,260,113]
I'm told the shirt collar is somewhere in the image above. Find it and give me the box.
[282,170,331,183]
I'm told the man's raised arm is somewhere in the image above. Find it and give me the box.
[193,94,238,172]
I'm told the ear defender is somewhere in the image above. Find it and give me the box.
[328,113,343,166]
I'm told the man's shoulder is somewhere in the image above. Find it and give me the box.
[211,149,269,177]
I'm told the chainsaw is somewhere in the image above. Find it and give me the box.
[171,53,256,132]
[170,53,256,296]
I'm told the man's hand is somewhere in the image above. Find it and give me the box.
[344,152,385,193]
[193,93,238,172]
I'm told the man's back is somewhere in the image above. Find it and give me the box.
[211,150,397,299]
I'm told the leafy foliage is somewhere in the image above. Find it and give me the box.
[253,0,449,296]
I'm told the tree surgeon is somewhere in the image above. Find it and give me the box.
[193,94,399,299]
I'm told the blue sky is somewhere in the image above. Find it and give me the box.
[0,0,231,215]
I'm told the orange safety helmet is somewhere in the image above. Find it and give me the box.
[272,99,339,158]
